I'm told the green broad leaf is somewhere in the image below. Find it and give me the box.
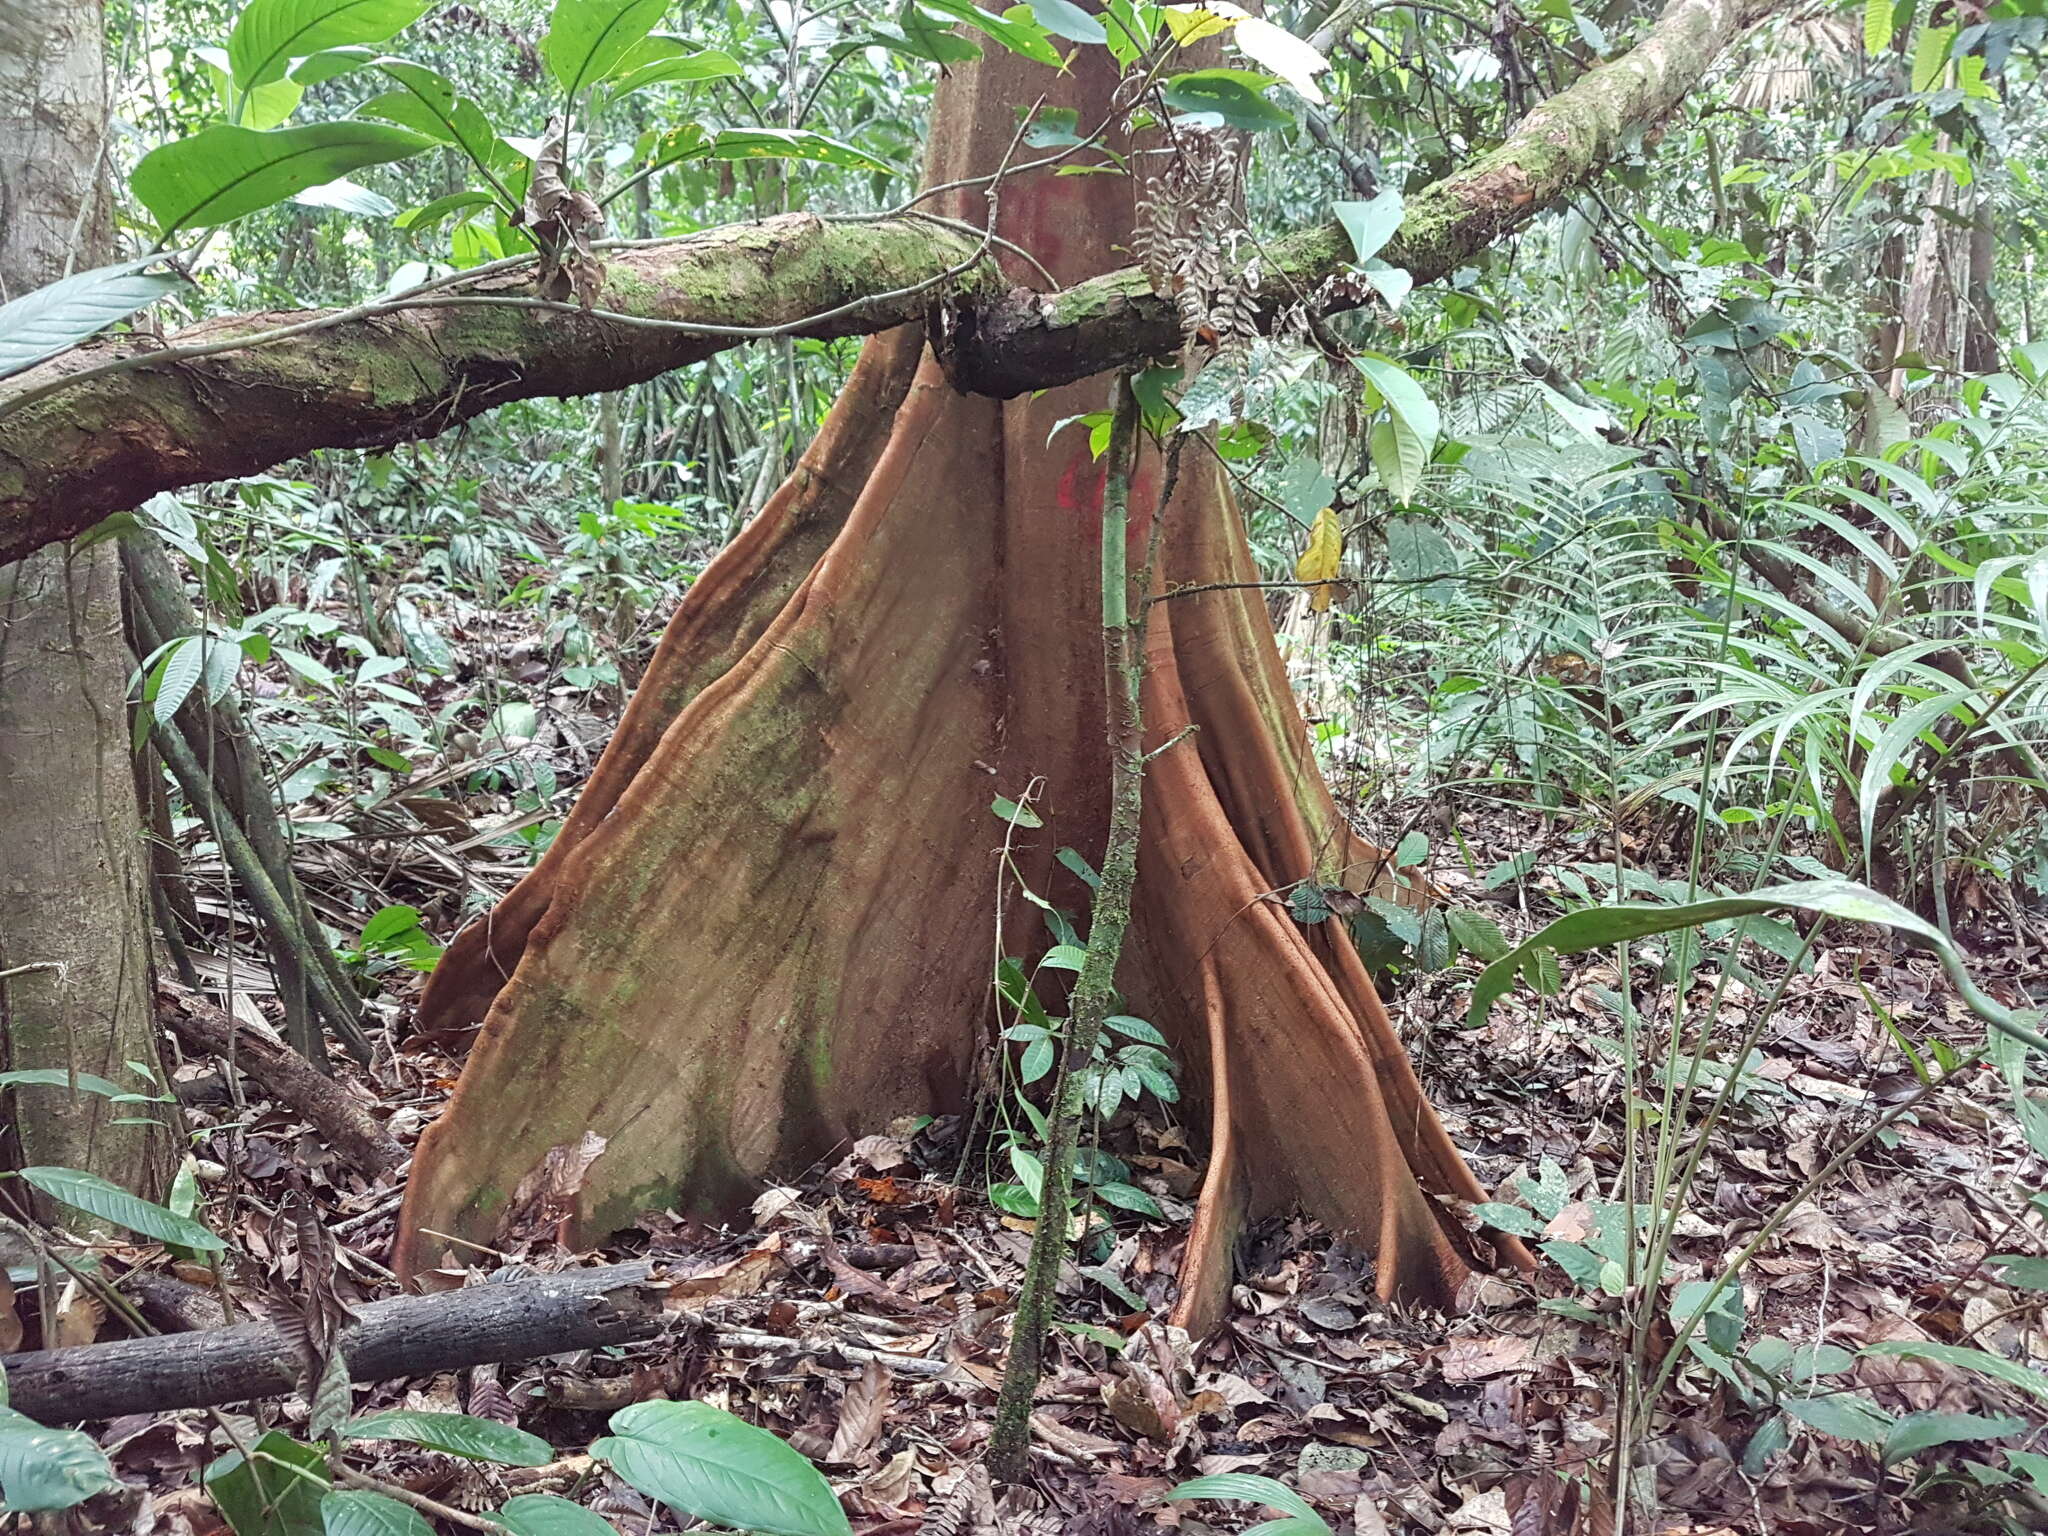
[1361,258,1412,310]
[1468,1202,1545,1238]
[1863,0,1893,51]
[1910,21,1954,91]
[1862,1339,2048,1402]
[1009,1145,1046,1200]
[893,1,985,63]
[496,1495,620,1536]
[16,1166,225,1250]
[602,37,742,96]
[1104,1014,1166,1046]
[292,45,383,82]
[1782,1391,1894,1446]
[361,60,503,177]
[132,121,436,237]
[708,128,896,175]
[542,0,672,95]
[322,1490,434,1536]
[0,255,183,381]
[1056,847,1100,888]
[1742,1412,1790,1476]
[1990,1255,2048,1290]
[229,0,435,88]
[1541,1239,1606,1289]
[991,795,1042,828]
[1464,879,2048,1055]
[1415,909,1452,972]
[591,1401,854,1536]
[0,1069,129,1098]
[1019,1036,1054,1083]
[913,0,1062,64]
[1029,0,1106,42]
[1445,909,1510,963]
[1672,1279,1744,1355]
[359,904,425,947]
[346,1411,551,1466]
[1356,353,1438,504]
[292,178,396,216]
[1040,944,1086,971]
[987,1181,1038,1217]
[1093,1182,1165,1218]
[1333,189,1403,265]
[0,1407,118,1512]
[1159,69,1292,132]
[1881,1411,2025,1465]
[1288,883,1332,925]
[1166,1475,1321,1526]
[2010,1449,2048,1494]
[396,190,495,231]
[194,43,307,126]
[1393,830,1428,868]
[208,1433,329,1536]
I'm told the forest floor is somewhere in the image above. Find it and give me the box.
[101,780,2048,1536]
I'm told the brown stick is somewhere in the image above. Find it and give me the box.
[156,981,404,1176]
[6,1261,670,1422]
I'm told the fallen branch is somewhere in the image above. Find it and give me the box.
[5,1258,968,1421]
[6,1261,670,1421]
[156,981,406,1177]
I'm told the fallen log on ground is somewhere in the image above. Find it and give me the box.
[6,1261,666,1422]
[158,981,405,1176]
[5,1258,963,1422]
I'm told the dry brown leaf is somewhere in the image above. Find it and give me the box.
[660,1236,784,1312]
[852,1134,912,1172]
[503,1132,608,1250]
[1440,1333,1535,1382]
[49,1279,103,1347]
[0,1272,20,1354]
[827,1359,892,1464]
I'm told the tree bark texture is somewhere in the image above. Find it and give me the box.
[395,41,1538,1325]
[0,0,1779,567]
[0,0,176,1200]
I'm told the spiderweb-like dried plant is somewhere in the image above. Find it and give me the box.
[1135,127,1261,356]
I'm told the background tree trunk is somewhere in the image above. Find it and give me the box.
[398,43,1528,1322]
[0,0,176,1200]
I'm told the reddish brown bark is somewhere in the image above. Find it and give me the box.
[397,49,1528,1317]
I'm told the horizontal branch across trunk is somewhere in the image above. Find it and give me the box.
[0,0,1775,566]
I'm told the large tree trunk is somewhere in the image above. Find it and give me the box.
[396,43,1525,1321]
[0,0,176,1199]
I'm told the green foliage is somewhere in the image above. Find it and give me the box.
[0,1408,119,1513]
[591,1401,852,1536]
[207,1433,330,1536]
[1166,1475,1336,1536]
[319,1491,433,1536]
[14,1165,226,1249]
[344,1411,551,1465]
[132,121,438,235]
[0,257,185,381]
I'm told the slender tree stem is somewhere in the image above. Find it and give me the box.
[988,378,1149,1483]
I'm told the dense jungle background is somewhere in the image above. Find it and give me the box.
[2,0,2048,1531]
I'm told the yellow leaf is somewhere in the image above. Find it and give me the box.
[1162,3,1242,47]
[1294,506,1344,613]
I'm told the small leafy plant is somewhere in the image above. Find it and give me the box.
[192,1402,852,1536]
[987,793,1175,1228]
